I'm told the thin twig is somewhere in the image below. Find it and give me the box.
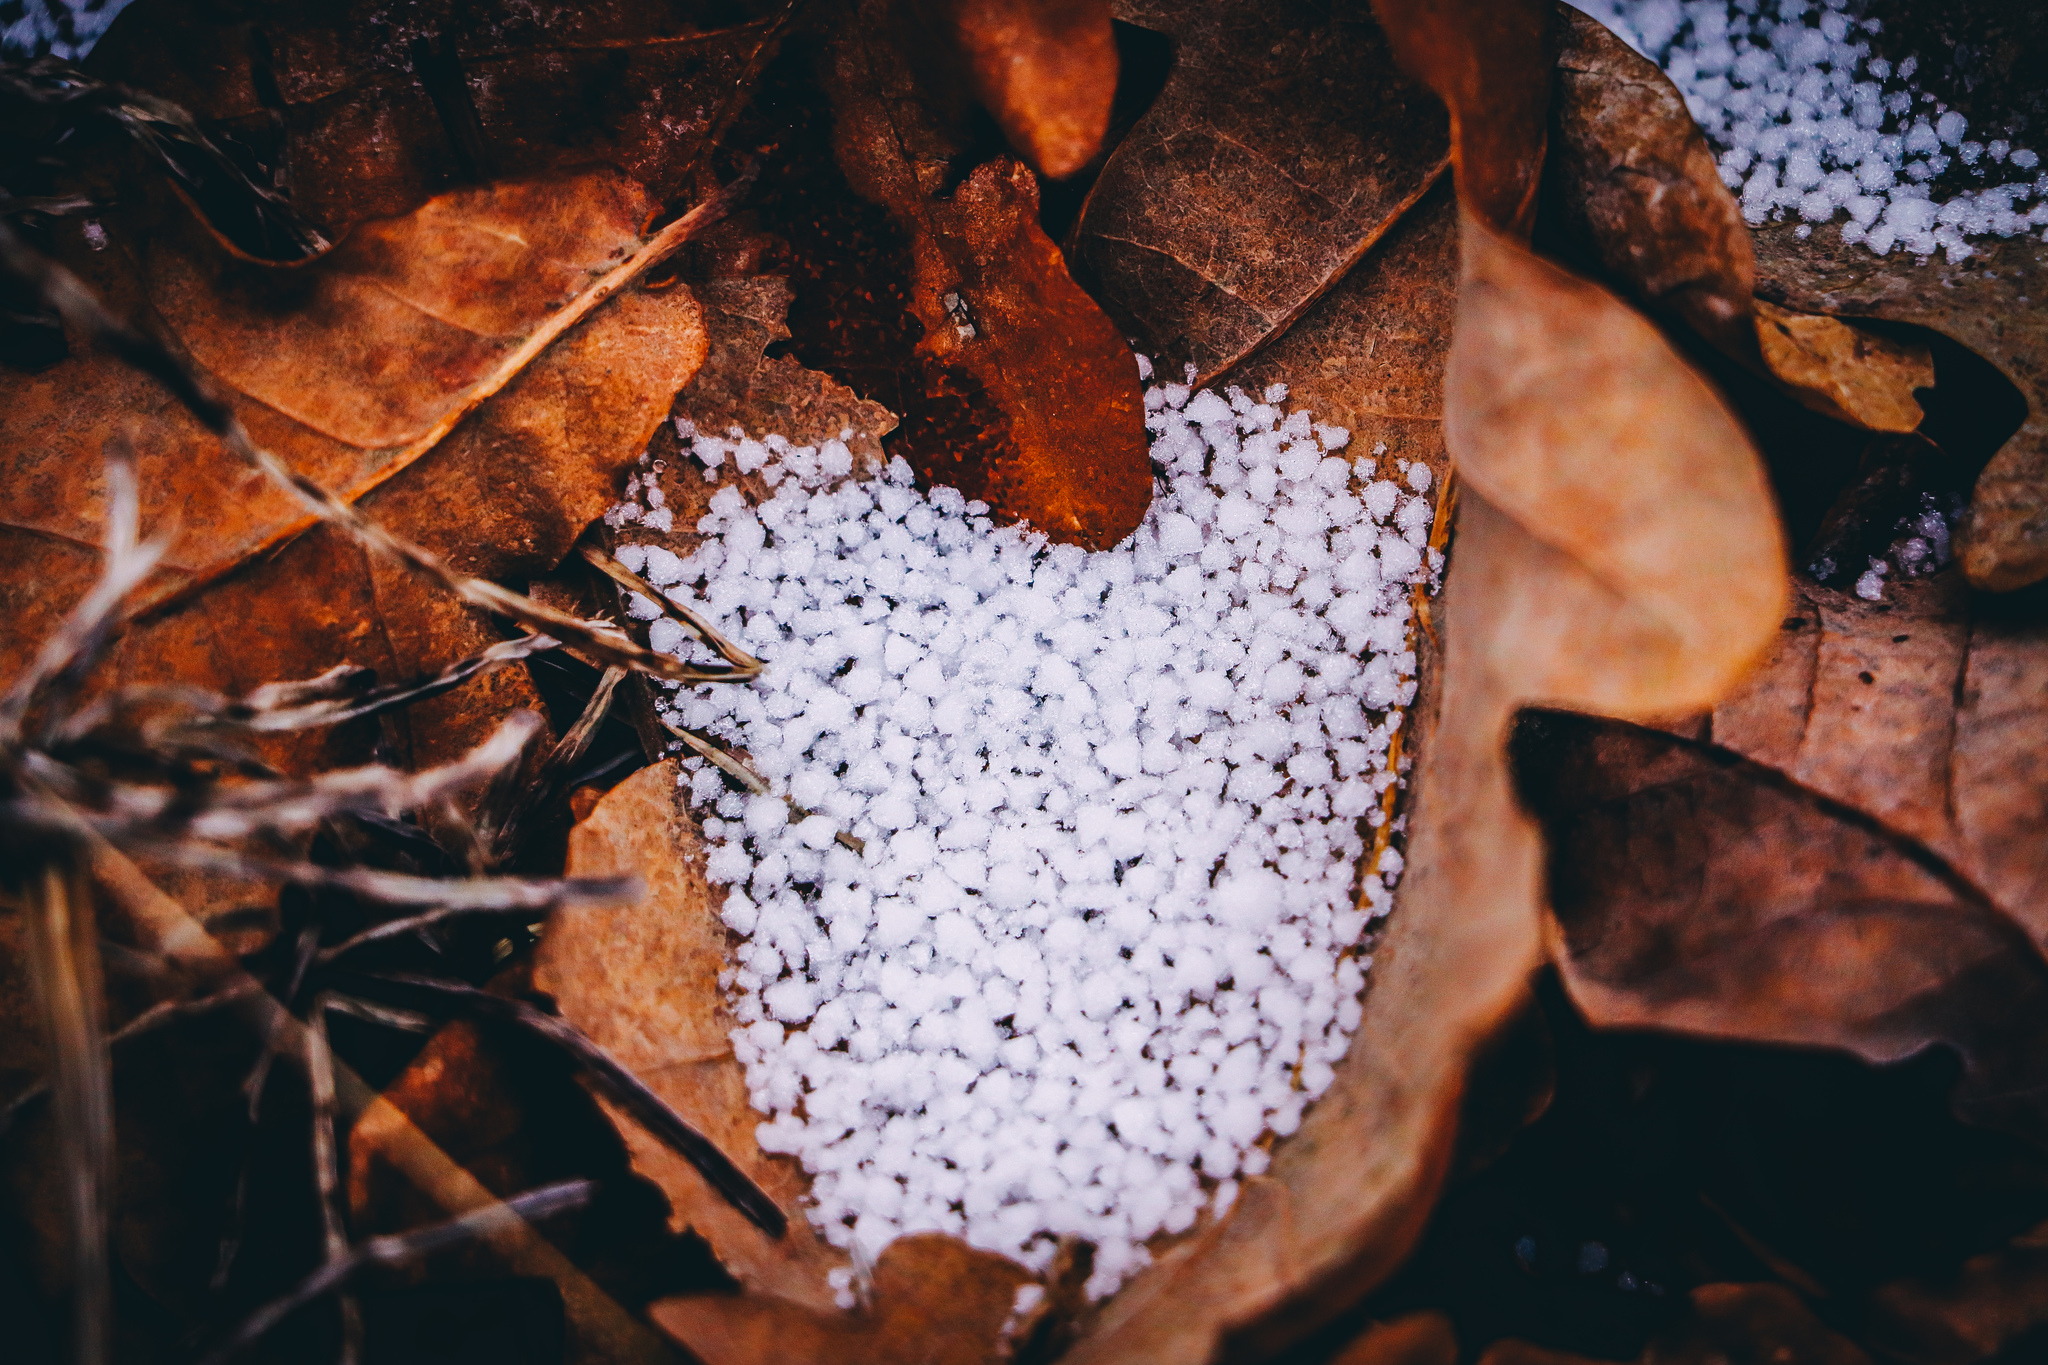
[350,972,787,1238]
[25,862,112,1365]
[487,665,626,861]
[193,1180,596,1365]
[578,544,764,674]
[662,716,865,854]
[303,1000,362,1365]
[314,905,548,964]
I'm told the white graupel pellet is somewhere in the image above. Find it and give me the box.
[610,362,1438,1300]
[1574,0,2048,261]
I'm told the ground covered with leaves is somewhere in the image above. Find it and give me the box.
[2,1,2046,1364]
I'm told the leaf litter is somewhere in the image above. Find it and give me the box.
[6,0,2048,1362]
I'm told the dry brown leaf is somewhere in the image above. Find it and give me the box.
[1513,707,2048,1146]
[1478,1284,1872,1365]
[1751,298,1935,433]
[0,167,707,707]
[1752,224,2048,591]
[1864,1218,2048,1365]
[648,1233,1033,1365]
[927,0,1118,180]
[1331,1311,1461,1365]
[1067,0,1450,380]
[536,761,846,1310]
[1550,9,1935,433]
[1708,573,2048,952]
[85,0,796,236]
[816,11,1151,547]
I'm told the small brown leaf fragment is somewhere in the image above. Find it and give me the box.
[1068,0,1450,379]
[536,761,845,1310]
[1550,4,1754,355]
[1331,1311,1460,1365]
[1477,1284,1872,1365]
[1550,10,1935,433]
[820,14,1150,546]
[648,1233,1033,1365]
[1752,299,1934,433]
[0,168,708,691]
[933,0,1117,179]
[1752,223,2048,591]
[1865,1217,2048,1365]
[1515,708,2048,1147]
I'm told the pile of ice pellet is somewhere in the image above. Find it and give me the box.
[609,365,1439,1300]
[1573,0,2048,259]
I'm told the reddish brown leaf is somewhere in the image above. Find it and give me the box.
[536,761,846,1310]
[86,0,796,235]
[1709,574,2048,954]
[1514,708,2048,1147]
[1478,1284,1872,1365]
[1332,1311,1460,1365]
[819,12,1151,546]
[648,1233,1034,1365]
[1864,1218,2048,1365]
[1750,224,2048,591]
[932,0,1118,179]
[1067,0,1450,379]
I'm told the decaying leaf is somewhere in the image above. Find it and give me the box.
[1549,9,1935,434]
[1712,574,2048,951]
[536,761,846,1310]
[649,1233,1034,1365]
[1863,1216,2048,1365]
[1514,708,2048,1146]
[1065,6,1785,1354]
[1477,1283,1873,1365]
[1332,1311,1461,1365]
[1750,222,2048,591]
[1068,0,1450,380]
[927,0,1118,180]
[84,0,798,234]
[817,8,1151,547]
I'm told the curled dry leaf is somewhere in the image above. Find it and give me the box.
[648,1233,1034,1365]
[1513,708,2048,1146]
[1477,1283,1873,1365]
[1750,222,2048,591]
[927,0,1118,180]
[535,761,847,1311]
[1708,574,2048,954]
[1065,30,1784,1356]
[1549,8,1934,434]
[84,0,797,234]
[818,9,1151,547]
[1068,0,1450,380]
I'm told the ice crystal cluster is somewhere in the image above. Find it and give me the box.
[1575,0,2048,259]
[610,364,1439,1299]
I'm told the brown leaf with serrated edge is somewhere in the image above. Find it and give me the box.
[1751,224,2048,591]
[1549,8,1934,434]
[818,10,1150,546]
[1709,573,2048,954]
[86,0,797,236]
[0,167,707,701]
[648,1233,1033,1365]
[927,0,1117,179]
[1514,708,2048,1146]
[535,761,846,1309]
[1067,0,1449,380]
[1478,1284,1872,1365]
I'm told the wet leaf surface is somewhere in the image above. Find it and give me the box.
[1068,0,1449,381]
